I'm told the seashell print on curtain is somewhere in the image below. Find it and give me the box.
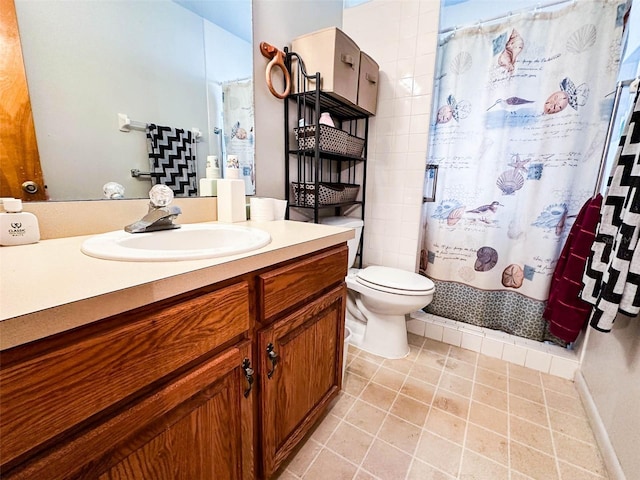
[420,0,626,343]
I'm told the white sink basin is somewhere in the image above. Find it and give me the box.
[81,223,271,261]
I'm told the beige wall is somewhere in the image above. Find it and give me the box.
[581,315,640,478]
[253,0,344,200]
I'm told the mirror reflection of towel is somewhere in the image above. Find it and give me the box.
[146,124,197,197]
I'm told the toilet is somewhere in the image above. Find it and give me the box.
[320,216,435,359]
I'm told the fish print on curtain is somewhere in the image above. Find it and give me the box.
[420,0,626,342]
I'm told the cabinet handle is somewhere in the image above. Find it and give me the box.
[340,53,355,68]
[242,358,254,398]
[266,343,278,379]
[365,72,377,84]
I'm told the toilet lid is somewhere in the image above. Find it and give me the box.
[356,266,434,295]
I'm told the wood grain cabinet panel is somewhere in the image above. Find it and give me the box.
[258,245,347,321]
[0,281,250,472]
[0,244,349,480]
[97,342,253,480]
[4,342,254,480]
[259,284,346,478]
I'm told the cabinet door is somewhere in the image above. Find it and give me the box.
[259,284,346,478]
[6,342,255,480]
[100,341,254,480]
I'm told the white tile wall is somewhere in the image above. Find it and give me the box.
[343,4,579,381]
[343,0,440,272]
[460,331,483,352]
[502,343,528,366]
[410,311,580,379]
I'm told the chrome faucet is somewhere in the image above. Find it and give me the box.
[125,185,182,233]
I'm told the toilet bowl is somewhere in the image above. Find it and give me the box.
[320,217,435,359]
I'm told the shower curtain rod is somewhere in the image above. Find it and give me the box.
[439,0,575,34]
[593,77,640,196]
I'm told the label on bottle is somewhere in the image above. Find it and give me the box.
[7,221,26,238]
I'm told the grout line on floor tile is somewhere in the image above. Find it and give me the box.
[403,341,448,479]
[542,381,564,480]
[507,362,512,479]
[293,438,324,479]
[294,343,601,480]
[298,347,377,480]
[345,350,396,477]
[456,344,478,479]
[318,440,374,475]
[557,459,609,479]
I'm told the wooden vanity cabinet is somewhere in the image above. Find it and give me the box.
[257,245,348,478]
[0,281,255,480]
[0,243,348,480]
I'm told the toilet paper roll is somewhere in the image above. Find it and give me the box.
[272,199,287,220]
[249,197,275,222]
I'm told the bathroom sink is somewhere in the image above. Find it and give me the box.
[81,223,271,261]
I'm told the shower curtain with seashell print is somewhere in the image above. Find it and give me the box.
[222,78,255,194]
[419,0,627,343]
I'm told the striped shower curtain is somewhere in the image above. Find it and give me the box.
[420,0,626,342]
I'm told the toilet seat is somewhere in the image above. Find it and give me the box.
[356,266,434,296]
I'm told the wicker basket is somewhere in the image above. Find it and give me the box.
[345,134,365,157]
[291,182,360,206]
[293,125,348,154]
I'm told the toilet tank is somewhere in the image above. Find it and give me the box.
[319,216,363,267]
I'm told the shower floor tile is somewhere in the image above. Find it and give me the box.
[274,343,608,480]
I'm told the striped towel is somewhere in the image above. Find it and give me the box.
[146,124,197,196]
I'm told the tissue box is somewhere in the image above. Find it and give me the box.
[217,179,246,222]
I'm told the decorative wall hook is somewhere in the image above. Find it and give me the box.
[260,42,291,99]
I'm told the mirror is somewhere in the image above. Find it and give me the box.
[8,0,253,201]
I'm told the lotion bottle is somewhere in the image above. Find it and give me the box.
[0,198,41,246]
[199,155,220,196]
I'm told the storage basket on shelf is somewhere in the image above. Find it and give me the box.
[294,124,348,154]
[345,133,365,157]
[291,182,360,206]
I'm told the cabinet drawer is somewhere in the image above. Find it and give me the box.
[0,281,250,470]
[357,51,379,115]
[258,245,348,321]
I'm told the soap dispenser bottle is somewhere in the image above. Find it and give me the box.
[0,198,41,246]
[199,155,221,196]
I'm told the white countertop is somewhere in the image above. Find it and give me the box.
[0,220,352,350]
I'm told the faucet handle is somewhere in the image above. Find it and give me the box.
[149,184,174,208]
[103,182,125,199]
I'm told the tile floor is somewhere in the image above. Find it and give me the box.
[274,334,607,480]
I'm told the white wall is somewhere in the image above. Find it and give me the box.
[343,0,441,271]
[581,315,640,477]
[16,0,249,201]
[577,4,640,478]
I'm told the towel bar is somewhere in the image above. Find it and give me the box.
[118,113,202,140]
[131,169,152,178]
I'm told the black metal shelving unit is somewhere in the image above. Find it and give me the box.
[283,48,371,267]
